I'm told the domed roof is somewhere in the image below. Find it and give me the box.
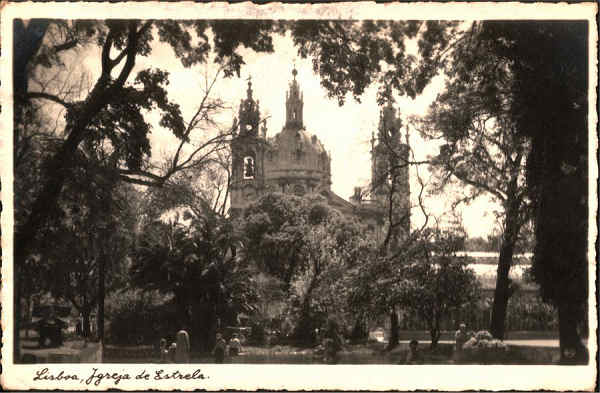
[259,66,332,193]
[269,127,327,156]
[265,126,330,176]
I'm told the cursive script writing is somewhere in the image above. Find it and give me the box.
[32,367,208,387]
[154,369,207,380]
[33,368,79,382]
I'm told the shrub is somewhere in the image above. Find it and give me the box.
[460,330,510,363]
[105,289,177,346]
[248,320,266,345]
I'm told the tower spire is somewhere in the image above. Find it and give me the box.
[285,65,303,128]
[246,75,253,99]
[238,75,260,135]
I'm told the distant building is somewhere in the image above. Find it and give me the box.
[229,66,410,243]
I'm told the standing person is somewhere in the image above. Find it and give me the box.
[168,342,177,363]
[323,319,343,364]
[159,338,169,363]
[175,327,191,363]
[213,333,227,363]
[228,333,242,356]
[453,323,469,363]
[455,323,470,352]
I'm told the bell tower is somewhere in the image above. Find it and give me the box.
[230,77,266,214]
[239,78,260,135]
[285,67,304,129]
[371,100,410,240]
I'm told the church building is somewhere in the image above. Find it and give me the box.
[230,67,410,240]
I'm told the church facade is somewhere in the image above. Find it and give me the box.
[229,67,410,239]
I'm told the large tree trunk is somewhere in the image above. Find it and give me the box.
[489,243,514,339]
[386,309,399,351]
[82,307,91,338]
[557,301,588,364]
[97,252,106,342]
[174,290,190,327]
[14,263,23,362]
[490,184,522,339]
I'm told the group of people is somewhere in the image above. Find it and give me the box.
[212,332,243,363]
[159,329,244,364]
[403,322,473,364]
[159,328,190,363]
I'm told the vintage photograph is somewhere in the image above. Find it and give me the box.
[2,2,597,390]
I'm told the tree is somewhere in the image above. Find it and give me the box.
[398,230,481,349]
[289,19,589,362]
[309,215,375,342]
[14,18,282,279]
[240,192,372,344]
[479,21,589,363]
[13,19,280,357]
[130,204,257,350]
[290,209,369,344]
[241,192,313,289]
[416,25,531,339]
[39,157,134,337]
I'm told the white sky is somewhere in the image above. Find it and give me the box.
[72,27,500,238]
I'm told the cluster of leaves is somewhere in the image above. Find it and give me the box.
[345,227,479,348]
[241,192,316,287]
[488,22,590,315]
[14,19,281,350]
[290,20,460,105]
[32,153,138,336]
[129,204,257,349]
[397,230,481,347]
[105,289,179,345]
[240,192,374,342]
[15,19,285,265]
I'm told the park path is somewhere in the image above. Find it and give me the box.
[398,339,560,347]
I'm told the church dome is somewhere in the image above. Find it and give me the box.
[262,67,331,196]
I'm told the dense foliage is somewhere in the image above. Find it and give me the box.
[417,23,531,339]
[130,206,257,350]
[289,19,589,360]
[397,231,481,348]
[241,192,372,344]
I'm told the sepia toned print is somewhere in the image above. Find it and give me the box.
[1,2,597,391]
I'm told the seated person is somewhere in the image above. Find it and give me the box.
[405,340,423,364]
[168,342,177,363]
[455,323,470,352]
[228,333,243,356]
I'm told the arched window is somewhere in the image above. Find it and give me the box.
[243,156,255,179]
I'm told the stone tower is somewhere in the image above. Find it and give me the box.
[230,78,267,214]
[370,101,410,241]
[285,68,304,129]
[262,67,332,197]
